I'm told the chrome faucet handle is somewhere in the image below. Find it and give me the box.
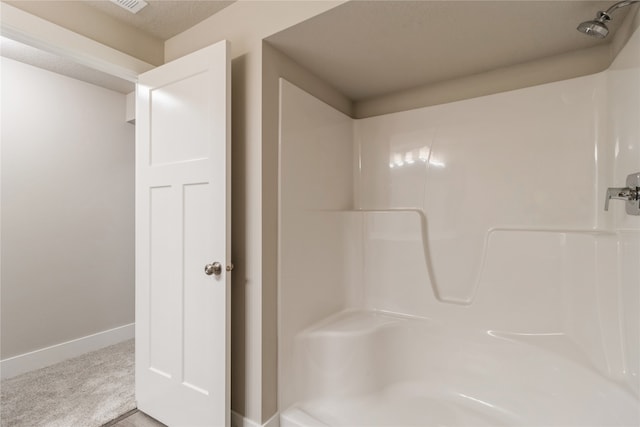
[605,172,640,215]
[604,187,632,211]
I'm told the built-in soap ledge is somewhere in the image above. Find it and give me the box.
[307,211,634,314]
[299,310,402,338]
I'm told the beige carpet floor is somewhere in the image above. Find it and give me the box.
[1,339,135,427]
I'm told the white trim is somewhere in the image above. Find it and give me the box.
[0,323,134,380]
[0,3,153,82]
[231,411,280,427]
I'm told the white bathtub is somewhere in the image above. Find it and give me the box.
[278,33,640,423]
[281,310,639,427]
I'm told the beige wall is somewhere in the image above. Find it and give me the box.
[163,2,346,424]
[1,57,135,359]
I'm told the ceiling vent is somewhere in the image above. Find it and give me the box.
[110,0,148,14]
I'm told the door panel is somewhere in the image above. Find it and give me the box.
[148,185,178,378]
[135,40,230,427]
[183,182,215,392]
[150,71,211,165]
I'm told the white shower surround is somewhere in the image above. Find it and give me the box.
[278,26,640,426]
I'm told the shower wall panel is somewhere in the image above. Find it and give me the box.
[356,74,606,304]
[278,26,640,418]
[607,22,640,232]
[278,79,357,410]
[606,25,640,395]
[352,25,640,395]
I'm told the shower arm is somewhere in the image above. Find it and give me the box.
[601,0,639,20]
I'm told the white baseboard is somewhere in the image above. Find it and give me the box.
[231,411,280,427]
[0,323,135,380]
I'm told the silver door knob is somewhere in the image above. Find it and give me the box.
[204,262,222,276]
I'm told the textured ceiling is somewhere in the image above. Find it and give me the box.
[267,0,633,101]
[84,0,235,40]
[3,1,636,99]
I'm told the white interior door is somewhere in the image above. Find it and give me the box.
[135,40,231,427]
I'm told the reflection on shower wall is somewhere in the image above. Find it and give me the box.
[357,75,603,304]
[279,25,640,420]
